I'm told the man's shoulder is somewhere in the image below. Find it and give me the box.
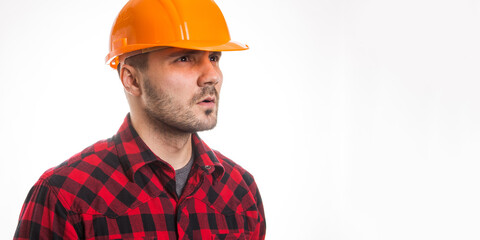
[212,150,257,187]
[36,137,120,213]
[214,150,245,172]
[40,138,116,180]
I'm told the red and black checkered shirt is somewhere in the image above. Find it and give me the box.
[14,115,266,239]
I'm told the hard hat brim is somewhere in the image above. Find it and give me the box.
[106,40,248,69]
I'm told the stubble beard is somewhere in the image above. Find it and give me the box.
[143,77,219,134]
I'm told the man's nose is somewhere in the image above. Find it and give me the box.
[197,56,221,87]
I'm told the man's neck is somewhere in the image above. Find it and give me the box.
[130,112,193,170]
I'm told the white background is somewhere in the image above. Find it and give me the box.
[1,0,480,239]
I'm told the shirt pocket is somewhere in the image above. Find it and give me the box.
[212,232,246,240]
[81,213,175,240]
[179,197,250,238]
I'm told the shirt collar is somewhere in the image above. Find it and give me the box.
[192,132,225,180]
[112,114,225,182]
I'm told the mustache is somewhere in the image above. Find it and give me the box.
[191,86,219,103]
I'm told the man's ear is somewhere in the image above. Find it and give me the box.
[119,64,142,96]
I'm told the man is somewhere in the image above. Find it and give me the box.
[14,0,266,239]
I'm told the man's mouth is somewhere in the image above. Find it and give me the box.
[199,96,215,104]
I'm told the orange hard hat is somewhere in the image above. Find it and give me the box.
[105,0,248,69]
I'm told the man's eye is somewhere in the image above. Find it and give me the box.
[210,56,219,62]
[177,56,190,62]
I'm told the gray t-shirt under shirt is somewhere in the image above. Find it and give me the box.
[175,153,194,197]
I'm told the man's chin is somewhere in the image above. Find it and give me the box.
[173,115,217,133]
[192,111,218,130]
[193,120,217,132]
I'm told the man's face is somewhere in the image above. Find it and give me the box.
[138,47,223,133]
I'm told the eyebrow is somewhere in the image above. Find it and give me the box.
[167,50,222,58]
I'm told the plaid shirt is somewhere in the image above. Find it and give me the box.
[14,115,266,239]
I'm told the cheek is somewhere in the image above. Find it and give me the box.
[216,81,223,94]
[216,71,224,92]
[166,74,199,103]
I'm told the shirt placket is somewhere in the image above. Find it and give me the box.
[176,164,213,240]
[148,161,209,239]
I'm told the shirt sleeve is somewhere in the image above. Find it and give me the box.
[254,182,266,240]
[245,173,266,240]
[14,178,79,240]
